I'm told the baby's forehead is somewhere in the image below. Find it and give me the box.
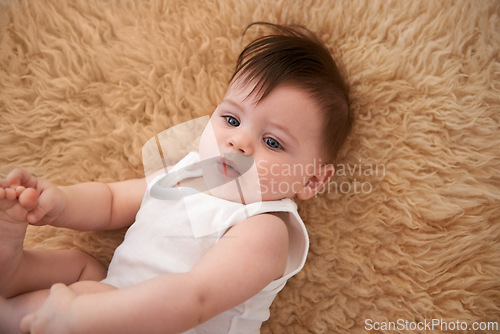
[225,77,313,106]
[224,77,264,101]
[225,84,322,134]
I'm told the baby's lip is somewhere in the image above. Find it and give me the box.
[218,157,240,176]
[216,152,254,177]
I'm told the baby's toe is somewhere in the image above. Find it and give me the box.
[18,188,38,211]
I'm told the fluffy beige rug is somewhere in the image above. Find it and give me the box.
[1,0,499,332]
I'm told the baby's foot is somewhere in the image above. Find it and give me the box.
[0,187,38,292]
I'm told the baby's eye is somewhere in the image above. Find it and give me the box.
[224,116,240,127]
[264,137,283,150]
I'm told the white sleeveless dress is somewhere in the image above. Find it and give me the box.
[102,152,309,333]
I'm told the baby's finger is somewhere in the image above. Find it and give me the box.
[26,200,50,225]
[6,168,38,189]
[0,187,5,199]
[19,312,35,333]
[27,206,47,225]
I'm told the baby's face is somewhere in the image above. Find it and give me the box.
[199,80,328,202]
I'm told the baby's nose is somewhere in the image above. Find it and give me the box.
[227,133,253,155]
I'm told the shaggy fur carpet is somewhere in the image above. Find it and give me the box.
[1,0,499,333]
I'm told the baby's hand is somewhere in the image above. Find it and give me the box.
[20,283,76,334]
[0,168,65,226]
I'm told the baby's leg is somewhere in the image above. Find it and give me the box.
[3,248,107,297]
[0,289,49,334]
[0,187,107,297]
[0,279,115,333]
[0,186,39,296]
[0,281,116,334]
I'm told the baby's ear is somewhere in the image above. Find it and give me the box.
[296,164,335,200]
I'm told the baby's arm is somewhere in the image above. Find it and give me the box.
[21,213,290,334]
[0,169,146,298]
[53,178,146,231]
[2,168,146,231]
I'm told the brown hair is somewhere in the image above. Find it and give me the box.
[230,22,352,164]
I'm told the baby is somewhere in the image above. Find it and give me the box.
[0,23,352,333]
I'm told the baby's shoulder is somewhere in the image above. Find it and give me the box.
[226,212,289,243]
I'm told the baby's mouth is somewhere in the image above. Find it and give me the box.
[217,157,240,178]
